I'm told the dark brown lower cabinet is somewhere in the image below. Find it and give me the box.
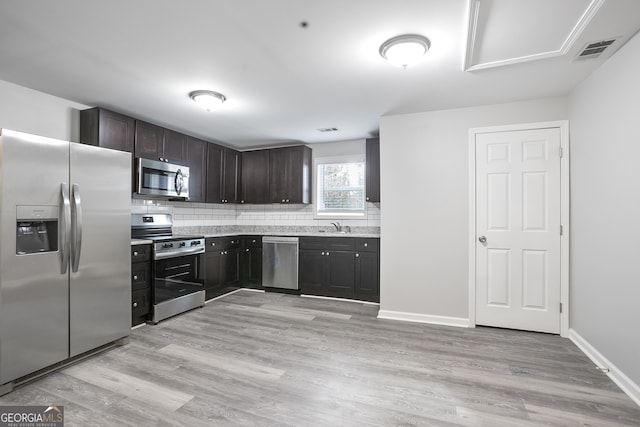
[241,236,263,288]
[298,237,379,302]
[131,244,152,326]
[203,237,240,299]
[199,235,379,302]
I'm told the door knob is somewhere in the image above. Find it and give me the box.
[478,236,487,244]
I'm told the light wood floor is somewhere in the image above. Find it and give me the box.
[2,289,639,426]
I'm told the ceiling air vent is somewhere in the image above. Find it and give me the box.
[576,39,617,59]
[317,127,339,133]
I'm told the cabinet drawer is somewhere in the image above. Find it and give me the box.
[325,237,355,251]
[206,236,241,252]
[355,238,379,252]
[131,288,151,317]
[299,237,324,250]
[131,244,151,262]
[131,262,151,291]
[245,235,262,248]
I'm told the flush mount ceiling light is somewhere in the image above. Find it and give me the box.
[379,34,431,69]
[189,90,226,111]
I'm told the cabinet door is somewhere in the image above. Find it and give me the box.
[299,250,325,294]
[269,147,290,203]
[325,251,356,298]
[204,251,223,298]
[269,146,312,204]
[131,288,151,326]
[206,144,224,203]
[186,137,207,202]
[223,148,241,203]
[287,146,312,204]
[163,129,187,164]
[134,120,164,161]
[366,138,380,203]
[241,150,270,203]
[355,251,379,302]
[224,248,240,284]
[244,247,262,286]
[80,108,135,153]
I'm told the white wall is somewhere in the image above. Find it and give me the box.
[568,32,640,389]
[0,79,88,141]
[379,97,568,321]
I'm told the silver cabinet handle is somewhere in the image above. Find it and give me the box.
[246,248,250,252]
[133,302,138,308]
[321,252,325,256]
[211,242,216,246]
[363,243,368,247]
[60,183,71,274]
[355,253,359,258]
[133,275,138,280]
[478,236,487,244]
[133,251,138,256]
[71,184,83,273]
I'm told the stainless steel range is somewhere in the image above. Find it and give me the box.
[131,214,205,323]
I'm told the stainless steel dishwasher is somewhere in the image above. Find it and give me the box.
[262,236,299,290]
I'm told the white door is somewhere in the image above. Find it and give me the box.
[475,127,561,334]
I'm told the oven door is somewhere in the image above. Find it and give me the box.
[153,253,204,305]
[136,157,190,199]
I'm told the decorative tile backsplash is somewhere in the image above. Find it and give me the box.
[131,198,381,230]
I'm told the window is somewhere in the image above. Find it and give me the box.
[316,160,365,217]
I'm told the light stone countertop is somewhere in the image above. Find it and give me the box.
[131,239,153,245]
[201,231,379,238]
[131,227,380,245]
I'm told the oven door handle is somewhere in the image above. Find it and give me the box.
[154,246,205,260]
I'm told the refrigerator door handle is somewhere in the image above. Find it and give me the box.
[60,182,71,274]
[71,184,83,273]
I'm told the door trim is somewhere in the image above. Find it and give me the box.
[468,121,570,337]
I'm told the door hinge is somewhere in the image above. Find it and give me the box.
[559,147,564,158]
[560,225,563,236]
[560,303,563,313]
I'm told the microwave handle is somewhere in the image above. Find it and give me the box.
[175,169,184,195]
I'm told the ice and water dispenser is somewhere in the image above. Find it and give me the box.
[15,205,58,255]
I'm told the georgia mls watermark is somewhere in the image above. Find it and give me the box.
[0,405,64,427]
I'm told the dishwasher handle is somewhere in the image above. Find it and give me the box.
[262,236,300,244]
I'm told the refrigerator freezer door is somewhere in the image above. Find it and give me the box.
[69,143,131,357]
[0,130,70,384]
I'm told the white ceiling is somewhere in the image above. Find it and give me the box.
[0,0,638,149]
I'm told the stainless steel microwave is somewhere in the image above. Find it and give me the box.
[136,158,189,199]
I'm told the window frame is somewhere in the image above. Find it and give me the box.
[313,155,367,219]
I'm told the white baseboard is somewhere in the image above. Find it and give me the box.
[569,329,640,407]
[301,294,380,306]
[377,310,470,328]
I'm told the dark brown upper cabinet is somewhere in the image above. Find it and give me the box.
[240,150,270,204]
[269,145,312,204]
[79,107,135,153]
[206,144,241,204]
[223,148,241,204]
[162,129,187,164]
[185,136,208,202]
[365,137,380,203]
[134,120,186,165]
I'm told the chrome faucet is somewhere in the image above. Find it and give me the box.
[330,222,350,233]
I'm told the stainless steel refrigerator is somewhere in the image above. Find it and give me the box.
[0,129,131,391]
